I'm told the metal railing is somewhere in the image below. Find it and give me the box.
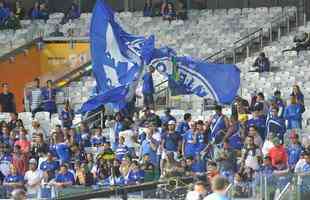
[276,182,291,200]
[205,7,300,64]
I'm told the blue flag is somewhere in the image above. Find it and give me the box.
[152,56,240,104]
[80,0,154,113]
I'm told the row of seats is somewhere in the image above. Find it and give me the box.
[238,21,310,132]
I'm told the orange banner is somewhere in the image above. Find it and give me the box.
[0,42,90,112]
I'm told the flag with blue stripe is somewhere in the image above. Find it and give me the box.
[80,0,154,113]
[153,56,240,104]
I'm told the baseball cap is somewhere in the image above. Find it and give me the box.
[168,120,176,125]
[29,158,37,164]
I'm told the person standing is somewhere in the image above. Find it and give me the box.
[60,101,75,128]
[24,159,43,198]
[204,176,230,200]
[29,78,42,116]
[207,105,229,144]
[142,66,155,109]
[41,80,57,116]
[0,83,16,113]
[284,95,303,130]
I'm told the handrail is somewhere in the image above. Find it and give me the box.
[154,79,168,89]
[233,28,263,45]
[53,61,92,87]
[203,48,225,62]
[56,175,194,200]
[204,8,295,63]
[276,182,291,200]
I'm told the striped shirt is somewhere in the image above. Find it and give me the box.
[30,88,42,110]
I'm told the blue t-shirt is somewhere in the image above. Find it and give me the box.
[4,174,23,183]
[40,160,59,172]
[195,132,207,154]
[246,116,266,140]
[55,143,70,162]
[41,88,57,112]
[141,139,157,166]
[183,130,196,158]
[176,120,190,136]
[142,73,154,94]
[163,132,180,152]
[284,104,302,129]
[55,171,75,184]
[60,109,75,128]
[91,135,106,146]
[287,144,302,168]
[126,170,144,184]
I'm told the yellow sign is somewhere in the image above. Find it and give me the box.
[40,42,90,74]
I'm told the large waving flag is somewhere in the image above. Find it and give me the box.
[80,0,154,113]
[151,55,240,104]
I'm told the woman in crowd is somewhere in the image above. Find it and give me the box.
[162,2,176,21]
[284,95,303,130]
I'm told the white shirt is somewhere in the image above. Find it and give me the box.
[262,140,274,156]
[295,159,306,173]
[105,120,116,143]
[119,129,135,148]
[243,148,262,170]
[24,169,43,195]
[186,191,205,200]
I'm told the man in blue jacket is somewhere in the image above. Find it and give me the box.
[142,66,155,109]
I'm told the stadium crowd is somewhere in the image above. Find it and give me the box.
[0,65,309,199]
[0,0,81,30]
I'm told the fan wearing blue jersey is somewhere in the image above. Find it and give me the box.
[274,90,286,118]
[287,132,303,171]
[176,113,191,137]
[41,80,57,116]
[182,121,197,158]
[208,105,229,144]
[226,116,243,150]
[160,120,181,172]
[266,106,286,142]
[115,136,130,161]
[139,123,159,166]
[40,152,59,172]
[60,101,75,128]
[195,120,208,156]
[246,104,267,140]
[3,165,24,191]
[125,161,144,185]
[284,95,303,130]
[53,164,75,188]
[91,127,106,147]
[142,66,155,109]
